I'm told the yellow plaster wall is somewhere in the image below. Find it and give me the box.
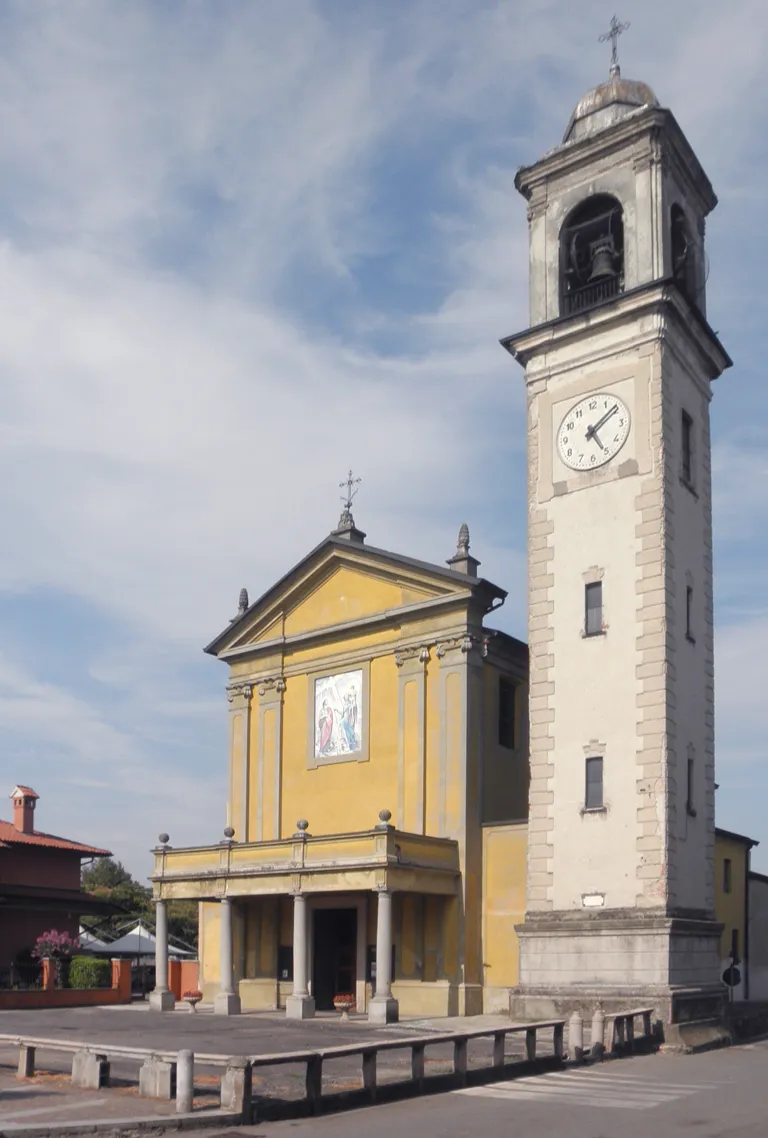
[482,822,528,1009]
[714,833,749,967]
[279,652,400,836]
[402,679,422,833]
[200,902,221,999]
[282,565,437,637]
[261,706,278,840]
[424,661,442,836]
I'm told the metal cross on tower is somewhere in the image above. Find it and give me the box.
[339,469,361,512]
[599,14,630,77]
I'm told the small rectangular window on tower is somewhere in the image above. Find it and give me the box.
[686,756,696,816]
[498,676,516,749]
[585,581,603,636]
[686,585,695,642]
[723,858,732,894]
[585,756,604,810]
[681,410,694,485]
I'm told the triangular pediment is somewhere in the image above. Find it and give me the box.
[205,536,499,659]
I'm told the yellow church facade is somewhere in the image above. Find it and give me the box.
[151,513,530,1019]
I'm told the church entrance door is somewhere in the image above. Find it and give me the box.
[312,908,357,1010]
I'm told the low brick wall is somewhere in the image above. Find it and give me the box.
[0,958,131,1010]
[169,958,199,1001]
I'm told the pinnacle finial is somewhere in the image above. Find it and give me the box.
[336,469,361,530]
[447,521,480,575]
[238,588,249,615]
[332,470,366,542]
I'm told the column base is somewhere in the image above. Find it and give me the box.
[285,994,315,1020]
[513,908,726,1033]
[368,996,399,1024]
[148,989,175,1012]
[213,991,242,1016]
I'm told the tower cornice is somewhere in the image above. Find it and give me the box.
[515,106,717,220]
[501,278,732,381]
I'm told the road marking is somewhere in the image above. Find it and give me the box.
[0,1097,110,1122]
[455,1068,709,1111]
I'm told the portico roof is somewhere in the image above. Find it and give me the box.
[151,825,461,902]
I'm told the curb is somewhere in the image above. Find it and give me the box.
[0,1109,242,1138]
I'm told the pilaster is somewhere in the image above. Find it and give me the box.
[395,645,430,833]
[255,676,286,841]
[226,682,252,842]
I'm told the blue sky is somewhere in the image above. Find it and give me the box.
[0,0,766,879]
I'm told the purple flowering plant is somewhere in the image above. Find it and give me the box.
[32,930,80,959]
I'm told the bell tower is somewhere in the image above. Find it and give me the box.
[503,52,732,1036]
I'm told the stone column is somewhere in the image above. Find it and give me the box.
[286,893,315,1019]
[369,888,398,1023]
[214,897,241,1015]
[149,900,175,1011]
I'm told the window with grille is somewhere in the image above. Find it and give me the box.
[585,757,604,810]
[585,581,603,636]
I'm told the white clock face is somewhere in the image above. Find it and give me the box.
[557,392,631,471]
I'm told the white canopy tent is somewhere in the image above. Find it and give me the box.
[86,922,194,960]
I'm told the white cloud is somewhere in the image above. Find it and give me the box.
[0,0,766,871]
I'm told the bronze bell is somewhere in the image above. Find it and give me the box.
[588,238,616,281]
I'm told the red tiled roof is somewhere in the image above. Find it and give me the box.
[0,819,110,856]
[11,785,39,799]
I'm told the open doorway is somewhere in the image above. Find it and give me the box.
[312,908,357,1010]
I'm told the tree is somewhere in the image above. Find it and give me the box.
[81,858,133,890]
[82,857,152,939]
[81,857,197,949]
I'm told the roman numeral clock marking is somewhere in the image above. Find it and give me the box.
[557,393,631,471]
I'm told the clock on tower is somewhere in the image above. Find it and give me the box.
[502,49,732,1045]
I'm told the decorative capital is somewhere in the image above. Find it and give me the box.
[258,675,286,697]
[395,644,431,668]
[436,634,490,660]
[226,681,253,704]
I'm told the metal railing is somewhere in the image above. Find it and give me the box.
[0,962,42,990]
[562,274,621,315]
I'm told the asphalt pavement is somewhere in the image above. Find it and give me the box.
[243,1039,768,1138]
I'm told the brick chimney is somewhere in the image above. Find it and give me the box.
[11,785,39,834]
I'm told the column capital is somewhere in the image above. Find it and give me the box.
[257,675,286,698]
[394,644,431,670]
[435,633,489,660]
[226,681,253,705]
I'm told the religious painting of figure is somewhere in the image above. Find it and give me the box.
[314,669,363,759]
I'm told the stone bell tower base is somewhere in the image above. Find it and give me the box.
[508,910,729,1049]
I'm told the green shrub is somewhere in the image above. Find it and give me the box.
[68,956,111,990]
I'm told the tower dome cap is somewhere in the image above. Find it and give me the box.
[563,68,659,144]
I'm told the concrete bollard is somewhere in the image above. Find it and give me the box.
[176,1050,194,1114]
[139,1055,177,1100]
[220,1056,252,1121]
[17,1045,35,1079]
[72,1049,110,1090]
[591,1008,605,1059]
[568,1011,584,1062]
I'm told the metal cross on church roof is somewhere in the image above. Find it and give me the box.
[599,14,630,76]
[339,469,361,512]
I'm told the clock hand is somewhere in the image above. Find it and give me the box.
[591,403,619,435]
